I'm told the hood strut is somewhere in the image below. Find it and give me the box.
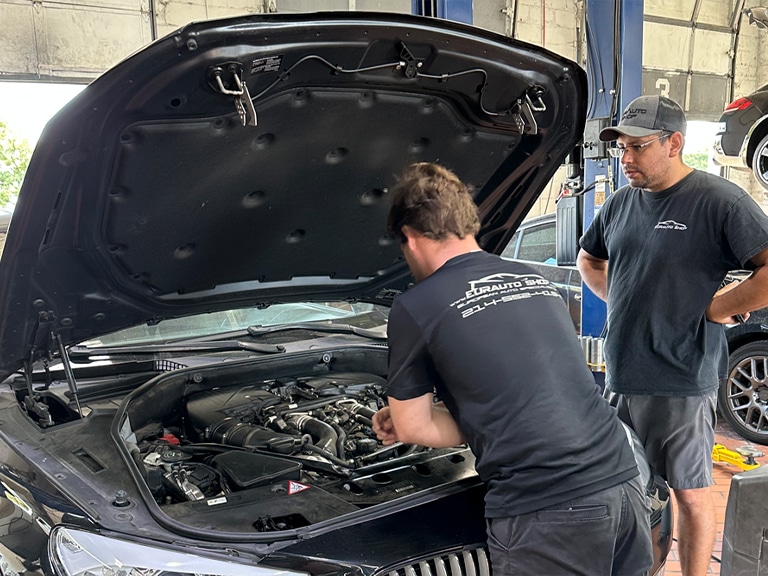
[55,332,84,418]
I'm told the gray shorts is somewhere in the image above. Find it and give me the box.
[615,391,717,490]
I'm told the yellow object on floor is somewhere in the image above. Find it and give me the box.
[712,443,762,471]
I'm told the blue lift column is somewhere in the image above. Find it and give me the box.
[581,0,644,339]
[411,0,472,24]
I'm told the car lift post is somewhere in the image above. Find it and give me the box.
[579,0,644,386]
[581,0,643,338]
[411,0,472,24]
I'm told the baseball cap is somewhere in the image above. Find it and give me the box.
[599,95,687,141]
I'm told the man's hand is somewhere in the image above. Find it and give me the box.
[374,396,466,448]
[373,406,400,446]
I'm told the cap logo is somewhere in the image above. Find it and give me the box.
[622,107,647,121]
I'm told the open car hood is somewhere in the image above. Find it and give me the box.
[0,11,586,377]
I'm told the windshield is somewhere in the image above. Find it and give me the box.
[80,302,388,347]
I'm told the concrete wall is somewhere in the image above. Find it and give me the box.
[0,0,411,81]
[1,0,155,80]
[3,0,763,105]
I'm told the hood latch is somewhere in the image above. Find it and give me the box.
[397,42,424,79]
[514,86,547,136]
[208,63,258,127]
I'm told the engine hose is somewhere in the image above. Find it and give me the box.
[359,442,420,463]
[330,422,347,460]
[207,417,297,451]
[302,443,352,467]
[287,414,339,454]
[342,400,376,426]
[344,400,377,419]
[354,415,374,427]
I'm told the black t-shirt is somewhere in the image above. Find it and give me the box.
[580,170,768,396]
[386,251,638,517]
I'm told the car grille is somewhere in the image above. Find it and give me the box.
[385,547,491,576]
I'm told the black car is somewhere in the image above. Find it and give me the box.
[502,212,768,446]
[0,12,672,576]
[500,212,583,333]
[712,83,768,191]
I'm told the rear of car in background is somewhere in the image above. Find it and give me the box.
[712,84,768,191]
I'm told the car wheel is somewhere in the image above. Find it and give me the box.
[751,134,768,191]
[719,341,768,445]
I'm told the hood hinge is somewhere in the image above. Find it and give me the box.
[22,357,54,428]
[22,312,55,426]
[25,313,84,422]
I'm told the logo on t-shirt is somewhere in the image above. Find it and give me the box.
[450,273,560,318]
[654,219,688,231]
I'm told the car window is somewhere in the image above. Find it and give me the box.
[79,302,388,347]
[500,230,521,258]
[517,222,556,263]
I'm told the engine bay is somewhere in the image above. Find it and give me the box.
[113,350,478,533]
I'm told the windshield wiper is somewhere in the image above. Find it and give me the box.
[247,322,387,340]
[68,340,284,361]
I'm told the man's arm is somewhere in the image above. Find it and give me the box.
[373,394,466,448]
[707,246,768,324]
[576,248,609,302]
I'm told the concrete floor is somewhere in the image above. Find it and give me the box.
[662,420,768,575]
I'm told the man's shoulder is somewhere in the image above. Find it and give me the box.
[688,169,746,197]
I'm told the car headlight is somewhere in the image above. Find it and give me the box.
[49,526,308,576]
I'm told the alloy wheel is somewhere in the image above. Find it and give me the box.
[720,341,768,445]
[751,134,768,191]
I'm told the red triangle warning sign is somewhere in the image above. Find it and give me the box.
[288,480,310,495]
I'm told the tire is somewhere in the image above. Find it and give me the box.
[751,133,768,192]
[719,341,768,445]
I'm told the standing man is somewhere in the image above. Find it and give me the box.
[373,162,652,576]
[577,95,768,576]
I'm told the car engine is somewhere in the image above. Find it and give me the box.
[120,363,477,532]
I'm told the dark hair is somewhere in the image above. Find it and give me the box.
[387,162,480,242]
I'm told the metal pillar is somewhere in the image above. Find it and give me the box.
[411,0,472,24]
[581,0,644,338]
